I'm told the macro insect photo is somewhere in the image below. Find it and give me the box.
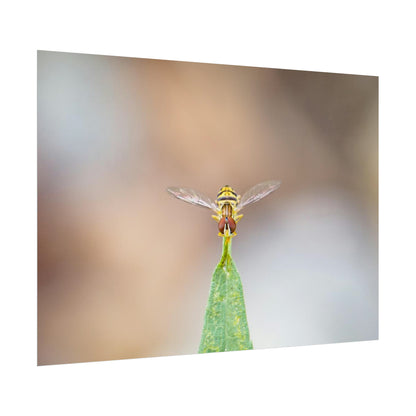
[38,51,378,365]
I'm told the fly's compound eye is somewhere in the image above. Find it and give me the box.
[228,217,236,233]
[218,217,226,234]
[218,216,237,235]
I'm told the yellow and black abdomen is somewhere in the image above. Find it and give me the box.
[216,185,239,209]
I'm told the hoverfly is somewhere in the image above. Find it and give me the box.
[167,180,281,237]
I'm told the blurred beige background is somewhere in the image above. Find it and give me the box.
[37,51,378,365]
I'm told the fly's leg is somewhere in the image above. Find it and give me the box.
[212,208,222,222]
[220,228,231,238]
[234,214,243,223]
[212,214,221,222]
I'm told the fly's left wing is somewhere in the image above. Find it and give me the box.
[167,187,217,211]
[236,180,281,211]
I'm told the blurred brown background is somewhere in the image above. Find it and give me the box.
[37,51,378,365]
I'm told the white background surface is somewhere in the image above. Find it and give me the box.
[1,0,415,415]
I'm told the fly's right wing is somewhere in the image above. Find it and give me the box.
[237,180,281,210]
[167,187,217,211]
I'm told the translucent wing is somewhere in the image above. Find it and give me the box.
[237,180,281,210]
[167,186,217,211]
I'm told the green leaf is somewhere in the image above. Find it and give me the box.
[199,236,253,353]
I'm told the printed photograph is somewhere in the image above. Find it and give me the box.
[38,51,378,365]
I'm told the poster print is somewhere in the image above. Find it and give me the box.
[38,51,378,365]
